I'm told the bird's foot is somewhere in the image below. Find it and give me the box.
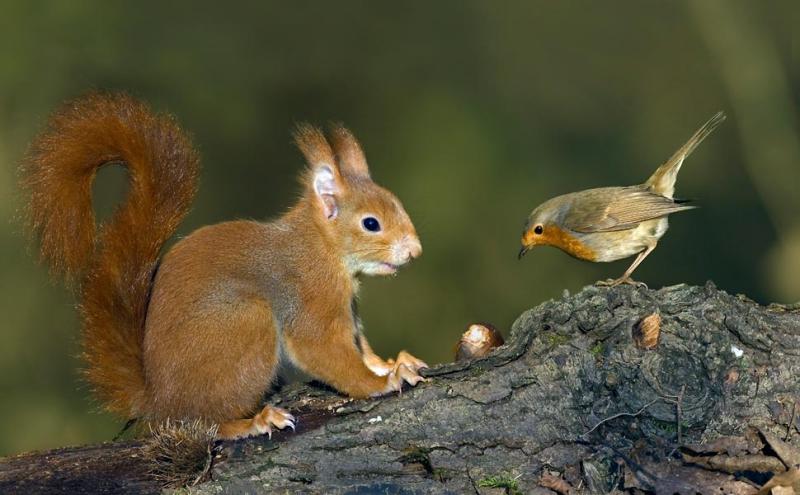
[596,277,648,289]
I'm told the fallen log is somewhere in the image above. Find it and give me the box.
[2,282,799,494]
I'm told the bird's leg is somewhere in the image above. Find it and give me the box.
[597,243,657,288]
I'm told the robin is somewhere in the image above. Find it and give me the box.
[518,112,726,286]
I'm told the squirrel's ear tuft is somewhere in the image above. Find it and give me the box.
[293,123,336,169]
[329,124,370,179]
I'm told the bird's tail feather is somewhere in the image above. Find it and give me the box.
[645,111,726,198]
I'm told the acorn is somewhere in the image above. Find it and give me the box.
[632,313,661,350]
[455,323,505,362]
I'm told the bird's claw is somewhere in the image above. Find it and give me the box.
[596,277,648,289]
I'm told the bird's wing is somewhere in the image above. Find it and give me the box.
[562,187,696,233]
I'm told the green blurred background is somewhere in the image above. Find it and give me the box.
[0,1,797,456]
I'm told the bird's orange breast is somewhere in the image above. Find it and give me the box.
[535,226,598,262]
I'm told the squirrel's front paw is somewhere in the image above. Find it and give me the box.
[387,350,428,373]
[380,362,426,396]
[365,350,428,377]
[363,354,394,377]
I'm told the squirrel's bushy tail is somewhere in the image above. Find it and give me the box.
[20,93,199,417]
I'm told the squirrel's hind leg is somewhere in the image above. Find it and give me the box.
[217,405,295,440]
[144,295,282,432]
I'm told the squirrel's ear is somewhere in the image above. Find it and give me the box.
[312,165,339,220]
[329,125,370,179]
[293,123,341,220]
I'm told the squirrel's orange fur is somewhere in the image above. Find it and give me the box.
[21,93,426,439]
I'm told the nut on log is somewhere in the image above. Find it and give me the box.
[632,312,661,350]
[455,323,504,362]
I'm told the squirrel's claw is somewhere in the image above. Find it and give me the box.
[396,363,426,386]
[250,405,296,439]
[381,362,426,396]
[217,406,294,440]
[394,350,429,373]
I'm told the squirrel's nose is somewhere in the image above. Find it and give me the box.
[394,235,422,265]
[407,238,422,260]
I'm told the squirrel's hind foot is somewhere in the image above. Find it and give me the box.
[216,405,296,440]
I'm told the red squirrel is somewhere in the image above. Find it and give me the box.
[21,93,427,439]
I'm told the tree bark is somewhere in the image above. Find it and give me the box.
[2,283,799,494]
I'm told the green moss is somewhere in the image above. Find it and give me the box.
[469,366,487,377]
[590,342,604,357]
[478,473,521,495]
[652,419,690,433]
[544,332,570,346]
[652,418,675,432]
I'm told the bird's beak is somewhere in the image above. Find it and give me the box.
[519,229,538,260]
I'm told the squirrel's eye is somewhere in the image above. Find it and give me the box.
[534,225,544,235]
[362,217,381,232]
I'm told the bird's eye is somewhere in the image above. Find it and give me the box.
[534,225,544,235]
[362,217,381,232]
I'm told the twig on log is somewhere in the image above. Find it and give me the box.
[661,384,687,447]
[583,398,661,437]
[786,400,797,442]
